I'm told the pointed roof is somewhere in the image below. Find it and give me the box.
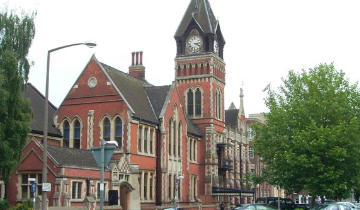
[24,83,61,137]
[228,102,237,110]
[225,109,239,129]
[145,85,172,118]
[99,62,159,124]
[175,0,218,37]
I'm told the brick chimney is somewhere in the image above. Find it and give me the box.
[129,51,145,81]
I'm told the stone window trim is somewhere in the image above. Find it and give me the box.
[139,170,156,201]
[60,116,83,149]
[99,114,125,149]
[137,123,156,156]
[185,87,203,118]
[188,137,198,163]
[168,173,182,202]
[249,147,254,159]
[168,117,182,159]
[19,173,43,200]
[71,180,84,201]
[189,174,198,201]
[215,88,222,120]
[96,181,109,201]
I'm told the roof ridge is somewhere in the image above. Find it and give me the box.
[100,62,152,86]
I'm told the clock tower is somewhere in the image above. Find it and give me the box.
[174,0,226,195]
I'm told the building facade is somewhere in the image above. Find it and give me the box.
[6,1,271,209]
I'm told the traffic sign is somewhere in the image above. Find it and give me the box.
[42,183,51,192]
[91,145,116,168]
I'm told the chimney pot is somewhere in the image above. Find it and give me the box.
[131,52,135,66]
[140,51,143,65]
[135,52,139,65]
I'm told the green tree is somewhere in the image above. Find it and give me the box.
[253,64,360,201]
[0,12,35,188]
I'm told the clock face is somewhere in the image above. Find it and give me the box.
[214,40,219,55]
[186,35,202,53]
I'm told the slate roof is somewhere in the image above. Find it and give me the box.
[145,85,171,118]
[225,109,239,129]
[98,61,202,137]
[24,83,62,137]
[100,63,159,124]
[47,145,98,169]
[175,0,218,37]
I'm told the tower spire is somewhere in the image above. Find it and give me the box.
[239,88,245,115]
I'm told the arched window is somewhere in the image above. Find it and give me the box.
[103,118,110,141]
[74,120,80,149]
[169,119,173,156]
[178,122,181,157]
[187,90,193,116]
[115,117,122,147]
[63,121,70,148]
[195,88,202,116]
[216,90,221,119]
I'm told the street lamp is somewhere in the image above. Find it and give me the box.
[42,42,96,210]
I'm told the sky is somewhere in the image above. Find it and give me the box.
[2,0,360,116]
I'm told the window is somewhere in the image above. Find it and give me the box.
[149,173,153,200]
[178,123,181,157]
[140,171,155,201]
[21,173,42,199]
[144,127,148,153]
[169,119,172,156]
[143,173,148,200]
[248,126,253,140]
[187,88,202,117]
[74,120,81,149]
[72,181,82,199]
[249,147,254,159]
[190,175,197,200]
[115,117,122,147]
[189,138,197,162]
[195,88,202,116]
[149,129,153,154]
[63,121,70,148]
[215,90,221,119]
[187,90,193,116]
[97,183,106,199]
[138,125,155,155]
[138,125,142,152]
[103,118,110,141]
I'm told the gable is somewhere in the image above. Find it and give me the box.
[18,151,43,171]
[62,57,121,103]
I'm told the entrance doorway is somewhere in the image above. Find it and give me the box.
[120,182,133,210]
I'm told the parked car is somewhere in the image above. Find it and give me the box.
[234,204,277,210]
[256,197,296,210]
[311,202,360,210]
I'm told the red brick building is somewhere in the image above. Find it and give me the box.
[6,1,264,209]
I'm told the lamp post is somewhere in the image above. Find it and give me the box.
[42,42,96,210]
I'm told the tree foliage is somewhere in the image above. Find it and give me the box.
[0,11,35,184]
[253,64,360,200]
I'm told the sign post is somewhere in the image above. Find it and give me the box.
[91,140,117,210]
[29,178,36,210]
